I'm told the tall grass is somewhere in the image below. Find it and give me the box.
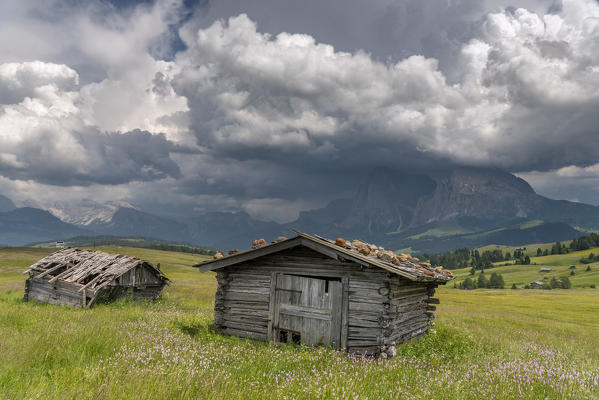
[0,247,597,399]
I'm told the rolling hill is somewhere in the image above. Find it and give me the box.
[451,247,599,289]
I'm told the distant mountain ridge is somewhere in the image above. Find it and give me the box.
[48,199,137,226]
[0,194,15,213]
[0,207,89,246]
[288,167,599,252]
[1,167,599,252]
[410,167,599,228]
[86,207,190,244]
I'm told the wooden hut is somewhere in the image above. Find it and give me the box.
[23,248,169,308]
[196,231,453,357]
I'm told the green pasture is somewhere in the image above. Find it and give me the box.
[0,246,597,399]
[452,247,599,288]
[476,241,570,257]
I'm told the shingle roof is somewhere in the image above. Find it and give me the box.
[195,230,453,284]
[23,248,169,291]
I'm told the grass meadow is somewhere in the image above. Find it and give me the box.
[452,247,599,289]
[1,246,598,399]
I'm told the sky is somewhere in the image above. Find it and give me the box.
[0,0,599,222]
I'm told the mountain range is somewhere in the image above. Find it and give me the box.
[1,167,598,252]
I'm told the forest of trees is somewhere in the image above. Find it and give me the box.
[458,271,505,290]
[424,247,526,270]
[147,243,217,256]
[569,233,599,251]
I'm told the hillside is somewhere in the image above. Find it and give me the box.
[288,167,599,253]
[451,247,599,289]
[2,166,599,252]
[385,220,582,254]
[0,207,90,246]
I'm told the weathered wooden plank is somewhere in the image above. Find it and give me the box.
[390,310,428,326]
[348,318,380,328]
[330,279,343,349]
[32,263,63,279]
[223,291,269,302]
[279,303,332,320]
[222,319,267,332]
[348,311,382,322]
[348,294,389,304]
[224,328,267,341]
[348,326,381,338]
[349,280,387,290]
[223,287,271,295]
[227,309,270,318]
[222,300,269,309]
[349,301,387,313]
[341,276,349,350]
[391,294,429,305]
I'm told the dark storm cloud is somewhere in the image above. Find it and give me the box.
[2,0,599,220]
[164,3,599,217]
[0,128,188,186]
[188,0,555,80]
[174,9,599,173]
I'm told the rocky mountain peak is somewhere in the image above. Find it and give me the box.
[411,167,539,225]
[343,168,436,233]
[446,167,535,196]
[49,199,137,226]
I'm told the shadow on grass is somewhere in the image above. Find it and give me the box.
[171,317,214,337]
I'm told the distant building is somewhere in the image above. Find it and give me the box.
[23,248,169,308]
[569,265,576,269]
[529,281,544,288]
[55,241,65,249]
[539,268,552,273]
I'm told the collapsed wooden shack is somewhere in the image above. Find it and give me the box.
[23,248,169,308]
[196,231,453,357]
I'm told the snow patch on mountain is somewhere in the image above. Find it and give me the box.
[48,200,137,226]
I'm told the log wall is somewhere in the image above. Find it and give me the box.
[25,263,167,308]
[213,245,439,356]
[25,277,90,307]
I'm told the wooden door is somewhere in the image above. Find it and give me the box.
[271,274,343,349]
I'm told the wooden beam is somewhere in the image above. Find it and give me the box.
[77,274,104,292]
[267,272,277,342]
[31,264,63,279]
[197,237,303,272]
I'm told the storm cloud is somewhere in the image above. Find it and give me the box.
[0,0,599,221]
[175,6,599,172]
